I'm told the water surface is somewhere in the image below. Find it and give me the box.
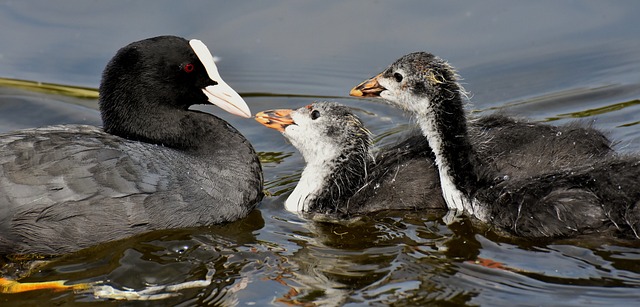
[1,1,640,306]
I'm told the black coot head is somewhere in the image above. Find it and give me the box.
[99,35,250,138]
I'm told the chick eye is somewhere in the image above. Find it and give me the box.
[183,63,195,73]
[310,110,321,120]
[393,72,403,82]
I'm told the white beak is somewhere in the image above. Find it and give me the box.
[189,39,251,118]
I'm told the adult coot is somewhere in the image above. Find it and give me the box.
[0,36,263,255]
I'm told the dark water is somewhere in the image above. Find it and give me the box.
[1,1,640,306]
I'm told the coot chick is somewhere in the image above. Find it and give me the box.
[256,102,444,215]
[350,52,640,239]
[351,63,613,182]
[0,36,263,255]
[255,100,612,219]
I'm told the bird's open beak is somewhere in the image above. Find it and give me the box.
[349,73,386,97]
[255,109,295,132]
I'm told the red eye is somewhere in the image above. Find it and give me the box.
[183,63,195,73]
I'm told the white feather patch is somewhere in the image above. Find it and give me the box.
[283,112,342,213]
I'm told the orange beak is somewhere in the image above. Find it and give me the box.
[255,109,295,132]
[349,73,386,97]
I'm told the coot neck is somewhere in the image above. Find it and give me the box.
[101,91,213,153]
[414,83,485,217]
[286,139,371,214]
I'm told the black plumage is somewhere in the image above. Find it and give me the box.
[351,51,639,239]
[0,36,263,255]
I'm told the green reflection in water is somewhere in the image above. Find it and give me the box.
[265,172,300,197]
[546,99,640,122]
[258,151,293,165]
[0,77,99,99]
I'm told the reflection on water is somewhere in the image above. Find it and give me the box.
[2,1,640,306]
